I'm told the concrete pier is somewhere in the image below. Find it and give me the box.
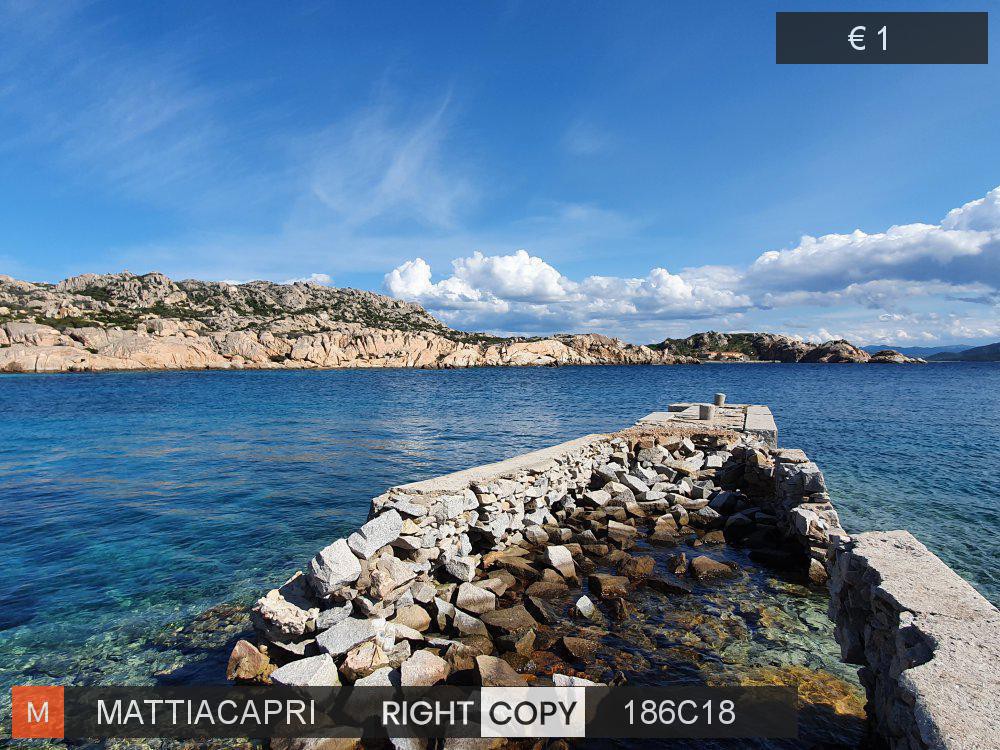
[637,400,778,447]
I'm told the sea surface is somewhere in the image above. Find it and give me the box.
[1,363,998,744]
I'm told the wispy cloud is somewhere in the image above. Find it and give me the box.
[305,95,475,230]
[562,119,613,156]
[0,2,233,204]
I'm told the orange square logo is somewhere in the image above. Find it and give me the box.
[12,686,64,739]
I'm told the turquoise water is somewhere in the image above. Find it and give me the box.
[1,363,997,721]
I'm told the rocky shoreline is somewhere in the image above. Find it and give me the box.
[1,272,922,373]
[228,402,867,747]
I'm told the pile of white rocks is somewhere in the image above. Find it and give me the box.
[231,422,846,689]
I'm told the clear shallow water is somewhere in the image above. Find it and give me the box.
[1,363,997,733]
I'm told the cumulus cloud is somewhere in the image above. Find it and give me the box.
[384,186,1000,343]
[385,249,752,333]
[744,186,1000,292]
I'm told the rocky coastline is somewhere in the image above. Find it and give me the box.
[229,401,871,747]
[228,400,999,749]
[1,272,922,373]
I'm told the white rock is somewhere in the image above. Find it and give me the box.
[270,654,341,686]
[400,649,449,686]
[316,617,381,656]
[307,539,361,597]
[349,510,403,559]
[575,595,596,619]
[315,601,354,630]
[553,673,602,687]
[544,545,576,579]
[389,496,428,517]
[621,475,651,495]
[454,609,489,636]
[524,526,549,544]
[582,489,611,507]
[456,582,497,614]
[355,666,401,687]
[443,557,476,582]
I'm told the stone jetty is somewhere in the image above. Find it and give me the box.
[232,398,999,750]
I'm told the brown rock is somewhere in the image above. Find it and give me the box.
[226,639,274,683]
[341,641,390,681]
[646,575,693,596]
[445,642,480,672]
[392,604,432,632]
[701,530,726,545]
[618,555,656,579]
[514,629,536,655]
[588,573,631,600]
[481,605,538,649]
[476,655,528,687]
[498,556,542,581]
[525,596,561,625]
[561,636,599,661]
[689,555,738,581]
[525,580,569,598]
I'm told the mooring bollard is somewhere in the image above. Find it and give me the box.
[714,392,726,406]
[699,403,716,420]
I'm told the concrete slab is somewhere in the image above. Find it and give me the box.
[744,405,778,447]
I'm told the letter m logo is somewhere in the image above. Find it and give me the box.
[12,686,65,738]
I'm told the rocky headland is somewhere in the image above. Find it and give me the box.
[0,272,694,373]
[0,272,923,373]
[654,331,926,364]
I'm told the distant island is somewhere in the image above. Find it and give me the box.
[926,342,1000,362]
[1,272,929,373]
[652,331,925,364]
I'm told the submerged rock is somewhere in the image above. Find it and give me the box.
[689,556,738,581]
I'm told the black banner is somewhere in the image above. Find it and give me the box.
[12,685,797,739]
[776,12,988,64]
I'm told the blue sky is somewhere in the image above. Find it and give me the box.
[1,0,999,344]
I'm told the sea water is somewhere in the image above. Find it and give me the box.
[1,363,997,743]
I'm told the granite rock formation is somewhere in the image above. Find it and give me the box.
[0,272,694,372]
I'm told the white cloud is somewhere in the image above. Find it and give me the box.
[744,186,1000,292]
[383,186,1000,344]
[385,249,752,334]
[284,273,333,286]
[942,188,1000,231]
